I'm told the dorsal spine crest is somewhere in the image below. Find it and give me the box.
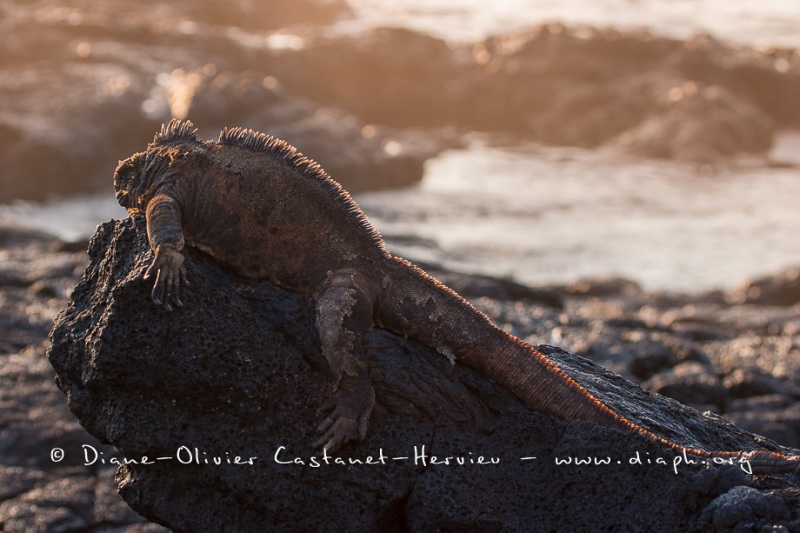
[217,126,388,256]
[153,119,199,146]
[217,127,318,172]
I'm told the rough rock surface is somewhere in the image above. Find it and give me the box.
[46,217,800,531]
[735,266,800,307]
[289,26,795,162]
[0,219,165,532]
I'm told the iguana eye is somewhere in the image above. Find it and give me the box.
[115,189,128,205]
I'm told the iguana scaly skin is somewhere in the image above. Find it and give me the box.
[114,119,800,472]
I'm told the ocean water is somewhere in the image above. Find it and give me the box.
[5,136,800,292]
[359,138,800,292]
[347,0,800,47]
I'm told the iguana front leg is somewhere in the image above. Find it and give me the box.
[314,270,377,452]
[143,194,187,310]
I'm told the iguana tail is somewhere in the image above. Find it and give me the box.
[378,257,634,427]
[378,257,800,474]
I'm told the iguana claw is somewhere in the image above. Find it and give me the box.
[314,375,374,453]
[314,415,363,452]
[144,246,187,310]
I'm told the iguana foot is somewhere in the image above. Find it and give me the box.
[144,245,188,310]
[314,371,375,452]
[313,269,378,451]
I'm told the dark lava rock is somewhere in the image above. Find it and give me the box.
[627,336,682,381]
[432,270,564,308]
[47,217,800,531]
[0,343,163,533]
[735,267,800,306]
[699,486,796,531]
[165,0,349,30]
[0,220,165,532]
[285,25,798,162]
[724,368,794,399]
[565,276,646,298]
[726,396,800,450]
[643,361,730,411]
[618,80,774,161]
[0,220,84,353]
[572,325,709,383]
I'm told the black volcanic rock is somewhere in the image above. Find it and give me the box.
[0,220,165,532]
[47,217,800,531]
[735,267,800,306]
[282,25,795,162]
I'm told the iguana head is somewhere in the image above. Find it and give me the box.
[113,153,148,215]
[113,119,201,215]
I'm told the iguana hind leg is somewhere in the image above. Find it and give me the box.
[313,270,377,452]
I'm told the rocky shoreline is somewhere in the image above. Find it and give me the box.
[2,215,800,530]
[4,0,800,529]
[2,0,800,203]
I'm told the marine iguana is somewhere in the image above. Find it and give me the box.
[114,119,800,472]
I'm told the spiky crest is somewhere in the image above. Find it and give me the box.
[218,126,389,256]
[152,119,199,146]
[218,127,281,153]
